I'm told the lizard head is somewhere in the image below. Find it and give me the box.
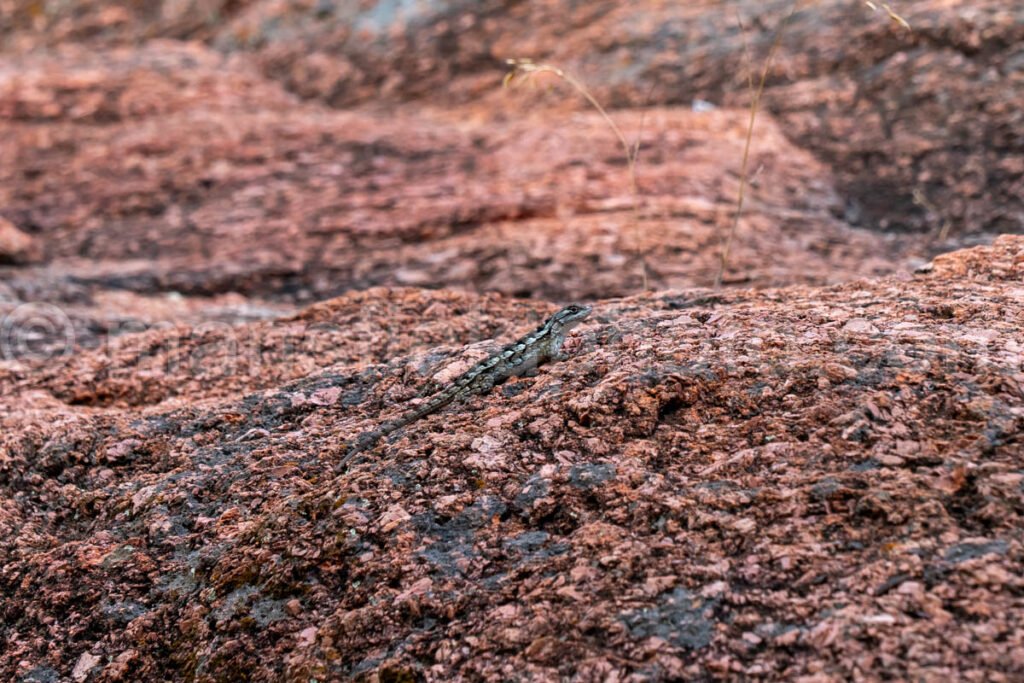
[550,303,592,331]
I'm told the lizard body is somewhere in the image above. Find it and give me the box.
[340,303,592,467]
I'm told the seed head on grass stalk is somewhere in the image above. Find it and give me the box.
[864,1,911,30]
[503,58,648,290]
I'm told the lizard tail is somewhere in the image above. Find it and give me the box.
[336,409,423,470]
[337,429,382,469]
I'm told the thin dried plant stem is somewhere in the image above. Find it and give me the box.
[913,188,952,242]
[864,1,912,30]
[714,2,800,290]
[504,59,647,290]
[734,9,757,96]
[716,1,911,288]
[630,83,660,289]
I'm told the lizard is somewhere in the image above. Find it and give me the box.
[338,303,592,468]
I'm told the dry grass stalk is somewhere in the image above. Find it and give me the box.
[503,58,648,290]
[715,0,912,288]
[714,2,800,289]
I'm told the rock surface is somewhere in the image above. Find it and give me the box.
[2,1,1023,681]
[6,0,1015,238]
[3,238,1024,681]
[0,217,41,265]
[1,41,919,308]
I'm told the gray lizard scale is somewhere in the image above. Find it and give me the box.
[339,303,592,467]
